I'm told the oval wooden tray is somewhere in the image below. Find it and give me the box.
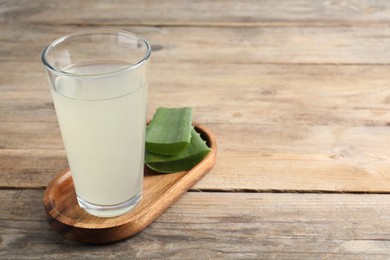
[43,122,217,244]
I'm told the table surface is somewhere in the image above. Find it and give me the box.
[2,0,390,258]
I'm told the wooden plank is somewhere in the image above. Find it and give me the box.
[1,24,390,64]
[2,62,390,124]
[1,0,390,27]
[1,190,390,258]
[3,123,390,192]
[195,149,390,193]
[0,149,67,188]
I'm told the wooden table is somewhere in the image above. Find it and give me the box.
[2,0,390,258]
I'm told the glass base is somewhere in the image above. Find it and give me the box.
[77,192,142,218]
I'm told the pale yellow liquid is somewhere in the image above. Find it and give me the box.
[51,62,147,207]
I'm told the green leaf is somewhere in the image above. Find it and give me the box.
[145,128,211,173]
[146,107,192,155]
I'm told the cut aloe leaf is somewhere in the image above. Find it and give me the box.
[146,107,193,155]
[145,128,211,173]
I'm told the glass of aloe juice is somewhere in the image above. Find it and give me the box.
[41,30,151,217]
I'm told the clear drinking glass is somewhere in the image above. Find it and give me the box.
[41,30,151,217]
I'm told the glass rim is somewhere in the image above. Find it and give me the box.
[41,29,151,78]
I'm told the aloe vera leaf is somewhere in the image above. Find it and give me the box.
[146,107,193,155]
[145,128,211,173]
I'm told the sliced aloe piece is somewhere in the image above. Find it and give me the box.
[146,107,193,155]
[145,128,211,173]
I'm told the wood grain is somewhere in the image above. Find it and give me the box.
[4,60,390,192]
[2,0,390,27]
[3,62,390,124]
[3,123,390,192]
[2,24,390,64]
[2,0,390,257]
[2,190,390,259]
